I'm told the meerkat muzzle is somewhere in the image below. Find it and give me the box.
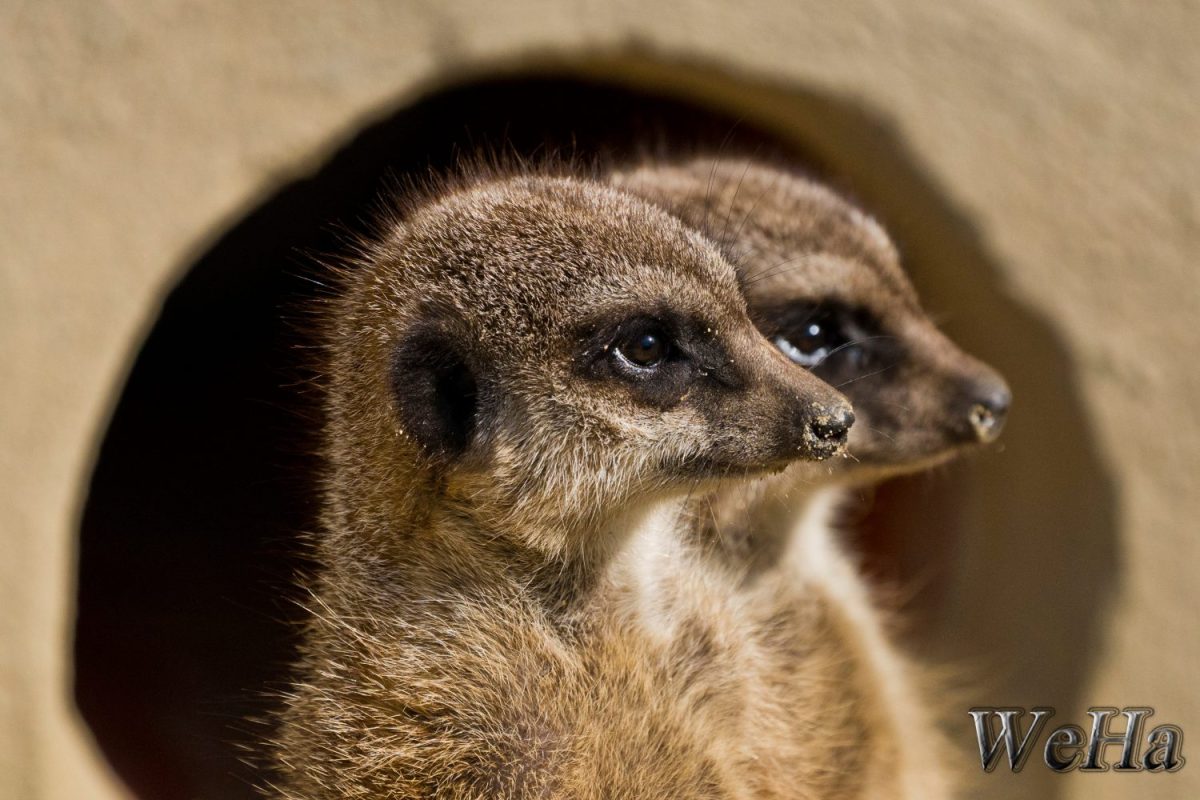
[966,383,1011,444]
[802,406,855,460]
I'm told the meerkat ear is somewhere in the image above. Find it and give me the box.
[392,325,479,461]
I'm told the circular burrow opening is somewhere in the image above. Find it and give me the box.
[74,66,1115,799]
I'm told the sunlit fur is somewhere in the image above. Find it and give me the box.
[613,157,1013,798]
[268,172,857,797]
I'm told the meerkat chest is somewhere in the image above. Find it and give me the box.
[746,492,950,800]
[572,500,885,799]
[532,509,769,797]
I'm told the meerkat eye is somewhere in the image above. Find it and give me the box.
[583,315,697,408]
[626,332,666,365]
[614,324,672,369]
[774,310,849,368]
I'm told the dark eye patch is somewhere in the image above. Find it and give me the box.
[755,301,890,377]
[577,311,735,410]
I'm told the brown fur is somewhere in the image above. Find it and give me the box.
[268,172,859,797]
[612,157,1014,798]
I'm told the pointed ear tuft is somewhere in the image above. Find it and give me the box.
[392,325,478,461]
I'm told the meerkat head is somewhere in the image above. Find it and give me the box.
[322,174,853,559]
[613,158,1010,480]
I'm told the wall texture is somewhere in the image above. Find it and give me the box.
[2,2,1196,799]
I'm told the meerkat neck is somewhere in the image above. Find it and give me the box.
[694,475,834,581]
[526,495,690,620]
[319,493,689,625]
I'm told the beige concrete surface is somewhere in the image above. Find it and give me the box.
[2,2,1196,798]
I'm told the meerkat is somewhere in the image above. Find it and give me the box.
[612,157,1012,798]
[268,171,859,798]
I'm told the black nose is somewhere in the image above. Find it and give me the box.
[965,382,1011,443]
[804,406,855,459]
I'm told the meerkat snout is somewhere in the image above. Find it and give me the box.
[761,377,854,463]
[688,324,853,471]
[956,371,1011,444]
[804,404,856,456]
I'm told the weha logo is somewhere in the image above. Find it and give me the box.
[969,707,1185,773]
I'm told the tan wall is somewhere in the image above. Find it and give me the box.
[3,2,1196,799]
